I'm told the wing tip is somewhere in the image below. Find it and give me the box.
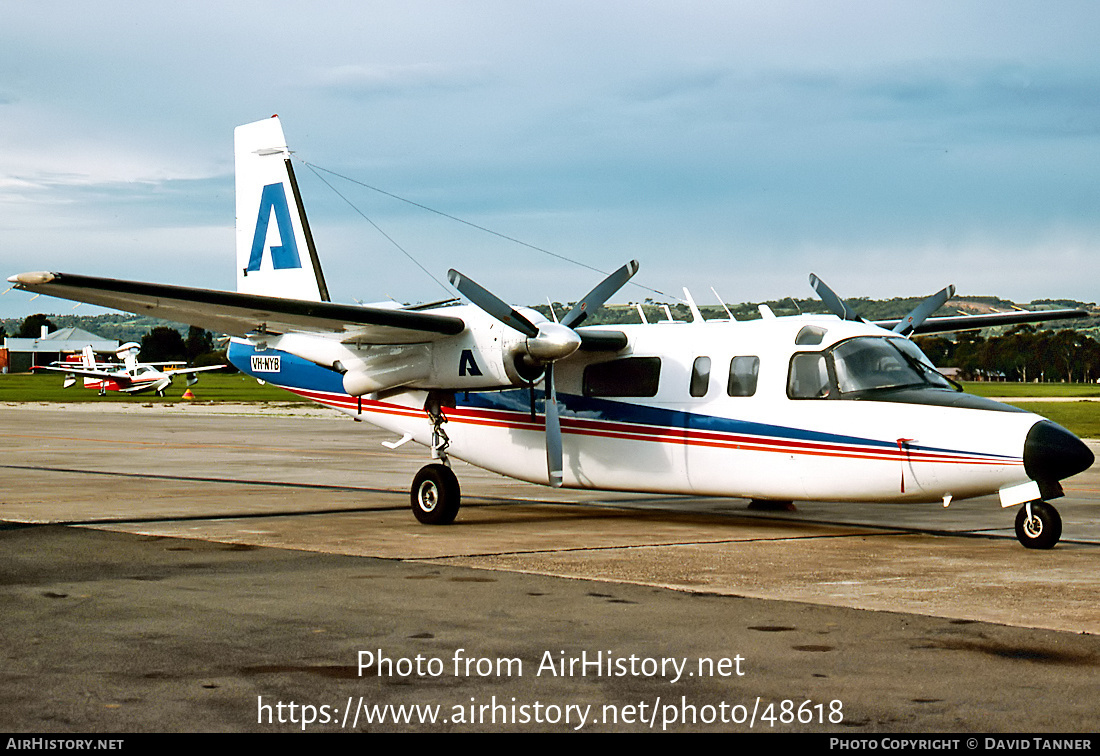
[8,271,57,285]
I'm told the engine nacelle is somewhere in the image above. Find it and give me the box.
[425,307,545,389]
[260,306,550,397]
[341,349,432,396]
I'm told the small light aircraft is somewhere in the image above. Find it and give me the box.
[33,343,224,396]
[9,116,1093,548]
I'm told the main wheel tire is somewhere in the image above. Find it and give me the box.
[1014,501,1062,549]
[411,464,460,525]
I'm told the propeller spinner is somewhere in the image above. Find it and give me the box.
[448,261,640,487]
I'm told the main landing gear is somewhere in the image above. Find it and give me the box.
[410,393,461,525]
[1015,500,1062,549]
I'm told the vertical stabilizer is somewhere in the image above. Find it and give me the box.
[235,116,329,301]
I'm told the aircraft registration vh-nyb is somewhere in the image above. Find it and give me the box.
[9,116,1094,548]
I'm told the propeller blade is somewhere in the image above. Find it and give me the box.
[448,269,539,338]
[544,364,563,487]
[449,261,640,489]
[808,273,862,322]
[561,260,640,329]
[892,284,956,336]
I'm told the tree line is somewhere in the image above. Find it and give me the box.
[916,327,1100,383]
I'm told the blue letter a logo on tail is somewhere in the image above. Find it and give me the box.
[247,183,302,271]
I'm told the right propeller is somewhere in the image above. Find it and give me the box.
[809,274,954,336]
[448,260,639,487]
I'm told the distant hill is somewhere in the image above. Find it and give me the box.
[2,313,192,344]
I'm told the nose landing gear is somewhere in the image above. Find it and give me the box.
[1014,500,1062,549]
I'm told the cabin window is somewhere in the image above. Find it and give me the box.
[690,357,711,397]
[788,353,831,399]
[727,356,760,397]
[795,325,827,345]
[583,357,661,397]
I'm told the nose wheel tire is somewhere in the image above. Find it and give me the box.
[411,464,461,525]
[1014,500,1061,549]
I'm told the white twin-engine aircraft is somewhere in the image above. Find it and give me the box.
[34,343,223,395]
[9,116,1094,548]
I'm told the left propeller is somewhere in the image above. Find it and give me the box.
[448,260,640,487]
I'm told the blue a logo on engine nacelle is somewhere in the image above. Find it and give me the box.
[246,182,302,271]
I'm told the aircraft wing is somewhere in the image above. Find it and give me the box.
[166,365,228,376]
[875,308,1089,335]
[8,272,467,345]
[32,365,129,381]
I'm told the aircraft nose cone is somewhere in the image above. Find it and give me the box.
[1023,420,1094,482]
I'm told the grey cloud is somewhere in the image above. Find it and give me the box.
[309,63,487,98]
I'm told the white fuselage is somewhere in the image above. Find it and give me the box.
[230,313,1042,505]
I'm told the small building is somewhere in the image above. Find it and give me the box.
[2,326,120,373]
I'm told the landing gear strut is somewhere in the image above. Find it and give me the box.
[410,394,460,525]
[1014,500,1062,549]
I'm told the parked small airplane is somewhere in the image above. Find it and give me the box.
[34,343,223,396]
[9,116,1093,547]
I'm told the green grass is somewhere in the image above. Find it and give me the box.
[961,381,1100,398]
[959,382,1100,436]
[0,372,300,403]
[1001,402,1100,439]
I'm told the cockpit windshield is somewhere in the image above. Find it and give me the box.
[789,337,952,399]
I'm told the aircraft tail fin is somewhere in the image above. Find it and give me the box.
[81,345,95,370]
[235,116,329,302]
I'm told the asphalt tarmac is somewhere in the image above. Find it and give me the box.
[1,403,1098,733]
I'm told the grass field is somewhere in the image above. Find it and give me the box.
[960,381,1100,398]
[957,383,1100,436]
[0,372,299,403]
[4,373,1100,437]
[997,402,1100,438]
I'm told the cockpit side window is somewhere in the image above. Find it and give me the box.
[788,353,831,399]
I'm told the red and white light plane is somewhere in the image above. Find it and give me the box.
[35,343,223,396]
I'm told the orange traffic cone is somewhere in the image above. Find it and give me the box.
[182,389,195,400]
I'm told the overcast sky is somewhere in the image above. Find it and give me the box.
[3,1,1100,319]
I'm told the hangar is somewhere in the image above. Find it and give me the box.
[1,326,119,373]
